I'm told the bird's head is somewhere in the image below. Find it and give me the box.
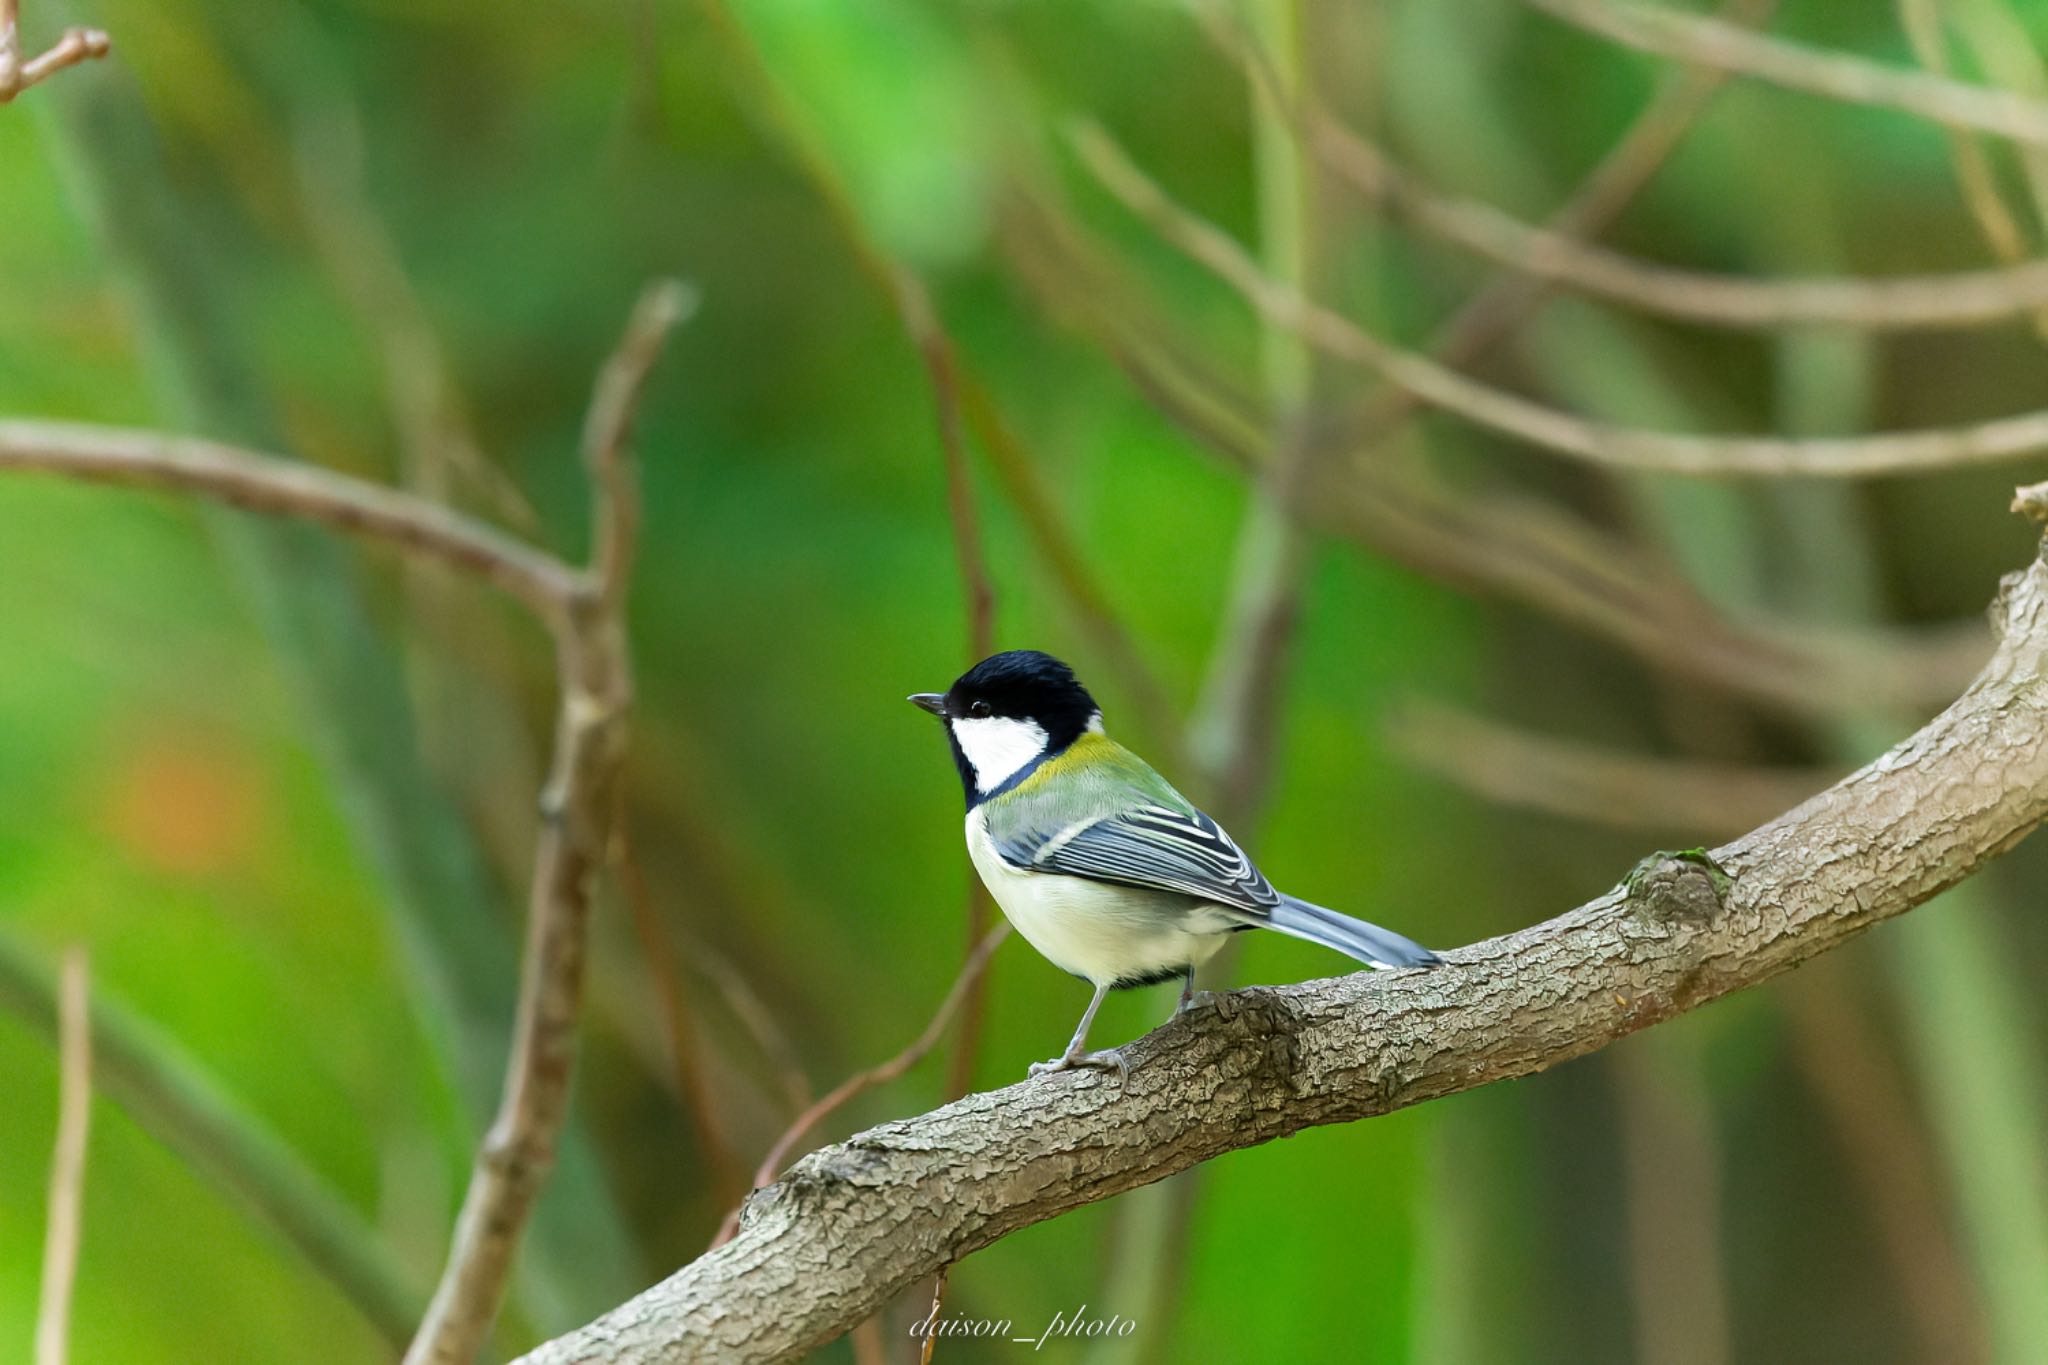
[910,649,1101,804]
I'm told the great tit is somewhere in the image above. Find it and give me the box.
[911,649,1439,1078]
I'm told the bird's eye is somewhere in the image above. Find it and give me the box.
[968,700,992,719]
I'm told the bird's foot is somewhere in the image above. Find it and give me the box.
[1175,988,1219,1017]
[1029,1047,1129,1084]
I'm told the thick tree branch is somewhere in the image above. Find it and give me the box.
[515,510,2048,1364]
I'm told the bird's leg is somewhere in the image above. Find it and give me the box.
[1030,982,1126,1081]
[1172,964,1220,1018]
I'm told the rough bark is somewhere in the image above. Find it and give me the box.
[521,532,2048,1365]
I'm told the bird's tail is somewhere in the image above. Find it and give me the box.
[1264,895,1439,970]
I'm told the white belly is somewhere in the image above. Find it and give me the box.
[966,808,1233,987]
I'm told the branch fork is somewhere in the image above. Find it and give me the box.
[0,0,109,104]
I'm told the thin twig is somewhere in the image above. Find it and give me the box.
[0,930,421,1345]
[1780,958,1986,1365]
[1208,0,2048,333]
[708,921,1013,1249]
[33,949,90,1365]
[955,373,1188,763]
[618,823,748,1211]
[1243,0,1781,458]
[0,420,581,630]
[403,281,687,1365]
[1073,120,2048,477]
[696,0,1184,766]
[917,1269,951,1365]
[1004,196,1986,715]
[0,0,109,104]
[1525,0,2048,146]
[891,269,1006,1105]
[585,282,697,608]
[1304,100,2048,330]
[1615,1035,1731,1365]
[1896,0,2048,338]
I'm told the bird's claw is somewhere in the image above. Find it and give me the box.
[1175,988,1218,1016]
[1029,1048,1129,1084]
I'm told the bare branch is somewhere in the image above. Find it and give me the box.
[1309,109,2048,330]
[1524,0,2048,146]
[404,282,685,1365]
[0,930,421,1346]
[33,949,90,1365]
[709,921,1013,1249]
[584,280,696,608]
[0,0,108,104]
[1073,121,2048,478]
[1001,190,1986,717]
[1389,700,1836,837]
[1895,0,2048,339]
[517,521,2048,1365]
[1204,1,2048,333]
[1781,959,1986,1365]
[887,269,1005,1104]
[0,421,582,631]
[617,824,748,1211]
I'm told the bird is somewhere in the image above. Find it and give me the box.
[910,649,1440,1078]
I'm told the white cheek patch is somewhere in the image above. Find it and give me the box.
[950,715,1049,792]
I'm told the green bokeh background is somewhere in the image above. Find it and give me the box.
[3,1,2047,1361]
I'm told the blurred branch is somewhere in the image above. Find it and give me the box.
[33,949,90,1365]
[0,281,683,1362]
[698,0,1184,764]
[0,0,107,103]
[1896,0,2048,338]
[1524,0,2048,146]
[1780,958,1986,1365]
[1323,0,1779,450]
[0,930,421,1347]
[708,921,1013,1249]
[1615,1034,1730,1365]
[0,421,582,630]
[897,272,998,665]
[1208,0,2048,333]
[1107,6,1331,1351]
[618,824,748,1213]
[1005,195,1983,716]
[955,374,1188,762]
[518,507,2048,1365]
[1073,121,2048,477]
[1389,700,1834,836]
[1304,102,2048,330]
[1185,0,1321,823]
[892,267,1004,1110]
[293,109,537,528]
[405,280,688,1365]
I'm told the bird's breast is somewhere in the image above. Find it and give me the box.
[964,807,1228,987]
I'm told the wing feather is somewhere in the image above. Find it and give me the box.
[995,803,1280,915]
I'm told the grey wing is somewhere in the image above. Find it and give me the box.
[994,804,1281,916]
